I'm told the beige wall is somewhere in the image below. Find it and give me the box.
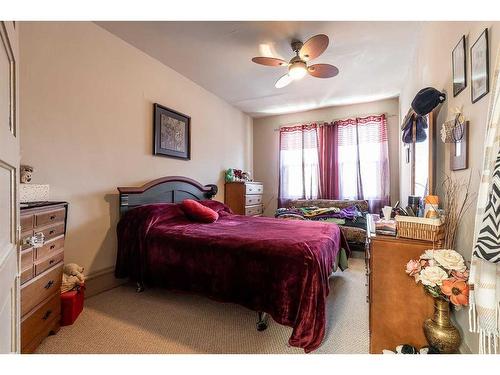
[253,98,400,216]
[19,22,253,276]
[399,21,500,353]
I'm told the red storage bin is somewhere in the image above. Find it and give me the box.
[60,285,85,326]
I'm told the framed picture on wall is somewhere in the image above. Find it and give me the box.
[153,103,191,160]
[452,35,466,97]
[471,28,489,103]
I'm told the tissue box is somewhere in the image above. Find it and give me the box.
[20,184,50,203]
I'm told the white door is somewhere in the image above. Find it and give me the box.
[0,21,19,354]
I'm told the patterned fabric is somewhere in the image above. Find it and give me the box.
[469,46,500,354]
[288,199,369,212]
[474,153,500,262]
[284,199,368,244]
[339,226,366,244]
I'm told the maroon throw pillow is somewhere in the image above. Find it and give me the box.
[181,199,219,223]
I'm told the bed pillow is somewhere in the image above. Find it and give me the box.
[181,199,219,223]
[198,199,233,214]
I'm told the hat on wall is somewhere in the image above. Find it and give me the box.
[411,87,446,116]
[402,113,428,144]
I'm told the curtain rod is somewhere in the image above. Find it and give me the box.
[273,113,398,132]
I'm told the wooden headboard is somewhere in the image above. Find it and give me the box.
[117,176,218,215]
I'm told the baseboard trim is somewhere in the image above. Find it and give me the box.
[85,266,127,298]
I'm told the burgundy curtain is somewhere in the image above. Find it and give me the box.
[336,114,390,213]
[317,123,339,199]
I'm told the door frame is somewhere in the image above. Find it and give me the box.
[0,20,20,354]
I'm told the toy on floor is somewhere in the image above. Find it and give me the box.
[61,263,85,293]
[382,344,440,354]
[61,263,86,326]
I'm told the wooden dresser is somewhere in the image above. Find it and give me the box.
[224,181,263,216]
[20,201,68,353]
[367,233,434,354]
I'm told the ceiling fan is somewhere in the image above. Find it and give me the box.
[251,34,339,89]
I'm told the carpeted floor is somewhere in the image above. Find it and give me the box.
[36,258,368,354]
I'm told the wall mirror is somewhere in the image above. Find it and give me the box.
[411,110,436,197]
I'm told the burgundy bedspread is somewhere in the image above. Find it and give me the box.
[115,201,349,352]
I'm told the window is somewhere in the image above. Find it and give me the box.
[279,125,319,205]
[337,115,390,213]
[278,115,390,213]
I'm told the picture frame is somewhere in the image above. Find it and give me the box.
[153,103,191,160]
[452,35,466,97]
[471,28,489,103]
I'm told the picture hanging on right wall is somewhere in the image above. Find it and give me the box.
[471,28,489,103]
[452,35,466,97]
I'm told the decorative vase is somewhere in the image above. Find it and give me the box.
[423,298,461,353]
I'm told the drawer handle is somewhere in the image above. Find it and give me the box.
[44,280,54,289]
[50,215,56,220]
[42,310,53,320]
[24,232,45,248]
[49,230,55,235]
[49,259,55,265]
[50,245,55,250]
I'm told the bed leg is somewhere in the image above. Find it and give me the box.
[136,281,145,293]
[256,312,269,331]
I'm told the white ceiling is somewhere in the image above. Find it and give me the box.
[96,21,422,117]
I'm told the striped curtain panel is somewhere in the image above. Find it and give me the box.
[278,124,320,207]
[336,114,390,213]
[469,47,500,354]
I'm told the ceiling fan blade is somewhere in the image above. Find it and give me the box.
[252,57,287,67]
[299,34,329,61]
[275,74,292,88]
[308,64,339,78]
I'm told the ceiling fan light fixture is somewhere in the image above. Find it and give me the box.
[251,33,338,87]
[288,61,307,80]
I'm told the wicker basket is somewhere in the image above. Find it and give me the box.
[395,215,444,244]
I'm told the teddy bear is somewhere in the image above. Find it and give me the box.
[61,263,85,293]
[20,165,34,184]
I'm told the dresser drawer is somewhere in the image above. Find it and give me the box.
[36,236,64,260]
[35,208,66,228]
[35,250,64,276]
[245,204,263,216]
[37,222,65,242]
[245,183,263,195]
[21,264,63,316]
[21,266,34,285]
[21,248,34,270]
[21,293,61,348]
[245,195,262,206]
[21,214,34,231]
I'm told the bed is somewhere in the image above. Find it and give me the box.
[115,176,350,352]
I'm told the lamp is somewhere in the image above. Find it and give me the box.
[288,60,307,80]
